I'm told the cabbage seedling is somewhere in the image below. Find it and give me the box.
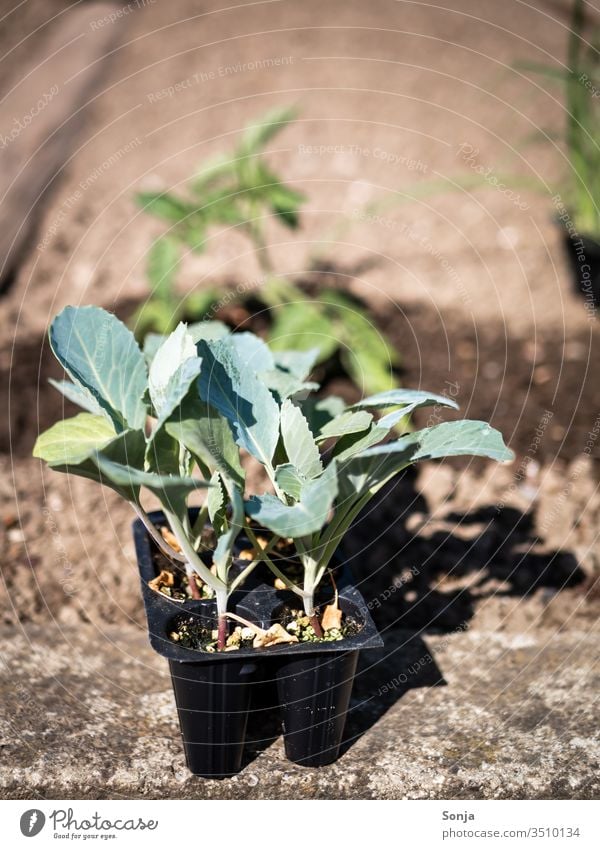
[195,331,514,635]
[33,306,254,650]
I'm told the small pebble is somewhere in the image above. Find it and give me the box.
[8,528,25,543]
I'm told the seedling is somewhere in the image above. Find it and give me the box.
[516,0,600,236]
[35,306,513,650]
[34,307,251,649]
[135,105,402,397]
[238,385,514,633]
[145,319,513,636]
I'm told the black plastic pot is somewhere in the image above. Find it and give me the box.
[562,229,600,309]
[169,651,257,778]
[276,645,359,767]
[133,511,383,776]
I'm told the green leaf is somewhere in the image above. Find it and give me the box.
[333,421,390,462]
[145,425,183,476]
[136,191,192,223]
[48,379,104,416]
[351,388,459,413]
[246,462,338,537]
[181,290,219,321]
[145,329,203,474]
[187,320,230,343]
[142,333,169,366]
[270,182,304,228]
[192,153,236,195]
[261,369,319,402]
[156,358,203,425]
[207,471,227,536]
[317,410,373,442]
[33,413,118,465]
[322,291,400,395]
[301,396,346,436]
[334,390,461,461]
[34,417,147,500]
[268,302,339,362]
[239,105,296,156]
[131,300,177,339]
[93,455,209,513]
[148,323,198,416]
[280,398,323,478]
[338,420,514,500]
[230,332,274,372]
[147,236,179,300]
[340,345,395,396]
[165,393,244,488]
[212,476,245,575]
[197,337,279,468]
[272,348,320,381]
[274,463,306,500]
[50,306,148,432]
[143,321,229,366]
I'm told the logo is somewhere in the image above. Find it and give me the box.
[20,810,46,837]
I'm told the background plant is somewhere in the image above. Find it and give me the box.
[134,105,402,397]
[516,0,600,236]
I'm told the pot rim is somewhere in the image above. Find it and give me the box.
[133,510,384,664]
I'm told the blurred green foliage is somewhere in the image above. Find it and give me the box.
[133,106,400,396]
[517,0,600,236]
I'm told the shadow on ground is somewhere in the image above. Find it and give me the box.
[346,468,584,636]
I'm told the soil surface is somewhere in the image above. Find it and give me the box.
[0,0,599,800]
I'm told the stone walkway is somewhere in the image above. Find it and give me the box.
[1,621,597,799]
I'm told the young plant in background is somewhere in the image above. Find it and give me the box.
[517,0,600,237]
[132,105,303,337]
[134,105,402,397]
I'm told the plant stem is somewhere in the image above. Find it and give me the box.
[132,504,187,563]
[302,593,323,638]
[216,588,228,651]
[314,491,373,585]
[244,526,305,598]
[163,509,226,593]
[186,564,202,599]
